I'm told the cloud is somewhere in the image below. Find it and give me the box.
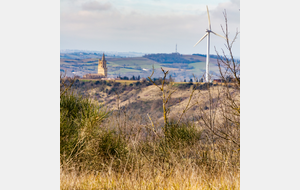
[231,0,240,6]
[61,1,240,54]
[82,1,112,11]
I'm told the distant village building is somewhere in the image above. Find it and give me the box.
[98,53,107,77]
[83,53,108,79]
[140,77,147,82]
[213,79,224,83]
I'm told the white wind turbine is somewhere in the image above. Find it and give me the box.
[194,6,227,83]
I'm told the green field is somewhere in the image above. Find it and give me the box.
[107,57,161,72]
[189,62,206,71]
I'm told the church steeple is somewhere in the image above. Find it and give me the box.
[98,52,107,77]
[102,53,106,61]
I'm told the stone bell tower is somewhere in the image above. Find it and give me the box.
[98,53,107,77]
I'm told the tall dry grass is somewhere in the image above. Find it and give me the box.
[60,99,240,189]
[61,165,239,190]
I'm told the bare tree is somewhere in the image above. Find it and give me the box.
[197,10,240,151]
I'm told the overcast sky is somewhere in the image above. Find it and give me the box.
[60,0,240,56]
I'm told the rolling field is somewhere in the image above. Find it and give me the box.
[78,78,140,85]
[60,54,221,81]
[108,57,161,69]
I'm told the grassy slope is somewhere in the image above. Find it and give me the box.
[108,57,160,69]
[72,80,227,125]
[61,80,240,190]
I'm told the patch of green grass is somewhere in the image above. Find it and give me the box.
[107,57,161,69]
[78,79,94,82]
[188,61,206,71]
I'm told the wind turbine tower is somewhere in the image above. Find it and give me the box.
[194,6,227,83]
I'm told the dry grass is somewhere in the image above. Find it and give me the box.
[60,106,240,189]
[78,79,139,83]
[61,75,240,189]
[61,167,239,190]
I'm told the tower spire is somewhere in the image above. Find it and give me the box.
[98,52,107,77]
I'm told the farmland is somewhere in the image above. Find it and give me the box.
[60,52,221,81]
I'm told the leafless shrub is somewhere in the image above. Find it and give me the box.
[195,10,240,169]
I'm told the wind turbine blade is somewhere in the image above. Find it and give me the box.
[194,33,208,47]
[211,31,227,40]
[206,5,211,30]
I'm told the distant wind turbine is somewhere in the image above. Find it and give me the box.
[194,6,227,83]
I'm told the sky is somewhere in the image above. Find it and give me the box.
[60,0,240,56]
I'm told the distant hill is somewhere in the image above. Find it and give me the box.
[143,53,200,64]
[60,52,222,81]
[60,50,146,59]
[60,52,125,59]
